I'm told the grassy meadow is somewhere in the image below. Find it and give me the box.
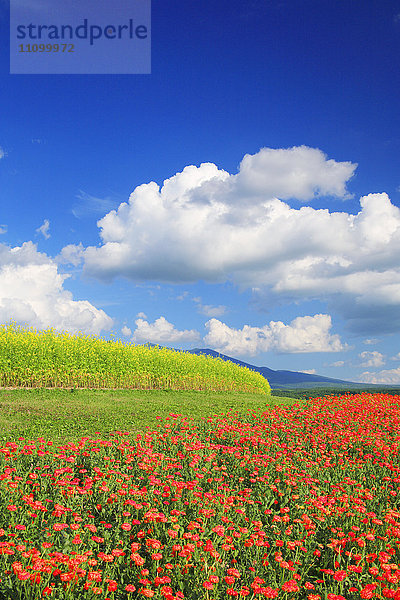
[0,387,296,446]
[0,323,400,600]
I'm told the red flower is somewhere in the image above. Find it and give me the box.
[42,587,52,597]
[212,525,225,536]
[348,565,363,573]
[360,585,378,599]
[227,568,241,578]
[131,553,145,566]
[151,553,163,560]
[282,580,300,592]
[72,534,82,544]
[53,523,68,531]
[260,588,278,598]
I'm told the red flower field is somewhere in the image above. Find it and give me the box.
[0,393,399,599]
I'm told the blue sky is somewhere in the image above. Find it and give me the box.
[1,0,400,384]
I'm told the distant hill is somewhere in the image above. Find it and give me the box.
[185,348,367,389]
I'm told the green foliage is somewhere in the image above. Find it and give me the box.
[0,321,271,394]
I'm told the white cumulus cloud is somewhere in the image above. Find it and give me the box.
[234,146,356,200]
[121,325,132,337]
[56,243,85,266]
[203,314,345,357]
[358,351,385,367]
[78,146,356,283]
[0,241,113,335]
[60,146,400,335]
[360,367,400,385]
[131,316,201,345]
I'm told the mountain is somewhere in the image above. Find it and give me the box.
[185,348,365,389]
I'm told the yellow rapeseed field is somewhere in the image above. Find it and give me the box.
[0,321,271,394]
